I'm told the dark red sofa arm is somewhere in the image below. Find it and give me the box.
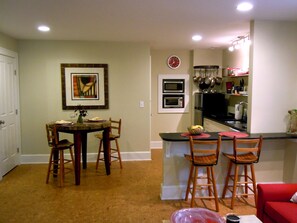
[257,183,297,221]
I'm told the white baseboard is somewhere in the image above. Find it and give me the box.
[160,183,187,200]
[150,141,162,149]
[160,182,285,200]
[21,151,151,164]
[21,141,162,164]
[160,184,227,200]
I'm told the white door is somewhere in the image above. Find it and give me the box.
[0,48,20,180]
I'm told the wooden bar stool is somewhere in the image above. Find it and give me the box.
[184,135,222,212]
[95,118,122,169]
[45,124,75,187]
[222,136,263,209]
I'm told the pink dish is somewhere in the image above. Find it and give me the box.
[171,208,225,223]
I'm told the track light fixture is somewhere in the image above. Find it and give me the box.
[228,35,251,52]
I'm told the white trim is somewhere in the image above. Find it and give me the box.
[158,74,190,113]
[0,47,20,181]
[150,141,162,149]
[160,181,285,200]
[0,47,17,58]
[160,183,187,200]
[20,151,151,164]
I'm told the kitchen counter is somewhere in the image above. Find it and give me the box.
[205,114,247,131]
[159,131,297,200]
[159,132,296,142]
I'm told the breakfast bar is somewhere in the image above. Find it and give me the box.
[159,132,297,200]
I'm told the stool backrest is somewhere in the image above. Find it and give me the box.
[109,118,121,137]
[189,136,222,165]
[233,136,263,163]
[46,124,58,147]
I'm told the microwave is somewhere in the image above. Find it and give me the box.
[163,94,184,108]
[163,79,184,93]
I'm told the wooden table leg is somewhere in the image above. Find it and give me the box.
[73,132,82,185]
[81,132,87,169]
[53,149,59,177]
[103,127,111,175]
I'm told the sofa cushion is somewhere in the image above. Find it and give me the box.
[290,192,297,203]
[265,201,297,223]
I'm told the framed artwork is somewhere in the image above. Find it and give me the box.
[61,63,109,110]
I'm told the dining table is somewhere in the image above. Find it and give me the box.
[54,120,111,185]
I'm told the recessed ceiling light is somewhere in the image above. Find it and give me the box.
[237,2,253,12]
[38,25,50,32]
[192,35,202,41]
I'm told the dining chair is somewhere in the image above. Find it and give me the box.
[95,118,123,169]
[184,135,222,212]
[45,124,75,187]
[221,136,263,209]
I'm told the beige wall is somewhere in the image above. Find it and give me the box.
[250,20,297,133]
[150,49,225,142]
[222,45,249,71]
[18,40,151,155]
[150,50,193,141]
[193,49,223,68]
[0,32,18,52]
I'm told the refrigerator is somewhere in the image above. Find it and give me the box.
[194,92,227,125]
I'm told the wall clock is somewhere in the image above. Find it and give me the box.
[167,55,181,69]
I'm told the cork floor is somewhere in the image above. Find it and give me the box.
[0,149,256,223]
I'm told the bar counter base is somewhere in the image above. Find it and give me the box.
[159,132,297,200]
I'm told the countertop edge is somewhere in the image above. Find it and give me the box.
[159,132,297,141]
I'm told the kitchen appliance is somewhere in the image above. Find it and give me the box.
[162,79,184,93]
[158,74,189,113]
[163,94,184,108]
[194,92,227,125]
[226,81,233,94]
[235,104,243,120]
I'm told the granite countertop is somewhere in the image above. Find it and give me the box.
[159,132,297,142]
[205,114,247,132]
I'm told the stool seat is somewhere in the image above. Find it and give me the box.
[184,154,218,166]
[223,152,258,163]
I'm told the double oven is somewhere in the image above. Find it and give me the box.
[162,79,185,108]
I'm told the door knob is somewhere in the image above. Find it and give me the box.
[0,120,5,125]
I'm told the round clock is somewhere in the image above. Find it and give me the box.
[167,55,181,69]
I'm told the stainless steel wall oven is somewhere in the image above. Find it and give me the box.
[158,74,189,113]
[162,79,184,93]
[163,94,184,108]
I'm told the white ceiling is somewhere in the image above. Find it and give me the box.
[1,0,297,50]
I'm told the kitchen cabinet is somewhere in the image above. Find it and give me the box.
[204,118,232,132]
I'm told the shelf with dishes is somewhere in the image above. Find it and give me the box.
[224,67,249,77]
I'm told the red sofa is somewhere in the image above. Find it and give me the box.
[257,184,297,223]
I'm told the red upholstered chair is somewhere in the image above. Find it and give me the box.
[257,183,297,223]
